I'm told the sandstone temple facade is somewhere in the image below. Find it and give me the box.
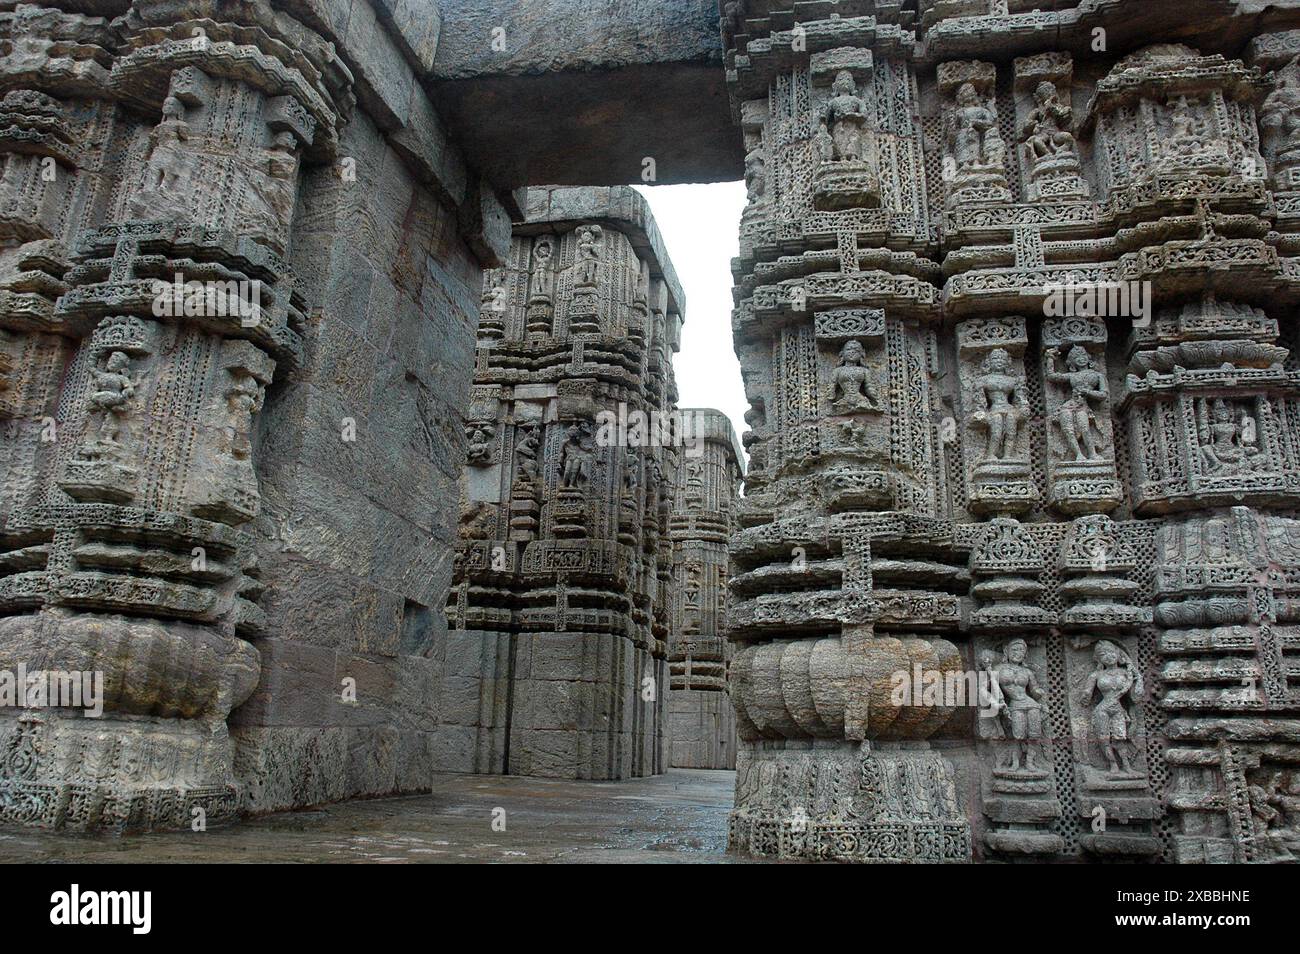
[2,0,1300,865]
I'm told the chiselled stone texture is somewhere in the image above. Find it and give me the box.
[723,0,1300,862]
[445,186,686,780]
[668,409,744,769]
[0,0,505,831]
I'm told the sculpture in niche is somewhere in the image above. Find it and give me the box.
[575,226,602,288]
[953,83,1006,173]
[459,499,496,541]
[268,130,297,179]
[812,70,880,209]
[222,371,263,462]
[514,424,539,481]
[744,141,766,202]
[1080,640,1143,777]
[1045,346,1107,462]
[987,638,1048,773]
[134,97,193,211]
[828,339,881,414]
[1247,769,1300,862]
[559,422,594,488]
[81,350,140,456]
[466,422,496,466]
[1199,398,1262,475]
[1168,95,1199,149]
[1022,82,1076,165]
[971,347,1028,461]
[526,237,555,336]
[1260,61,1300,186]
[623,448,639,492]
[822,71,870,163]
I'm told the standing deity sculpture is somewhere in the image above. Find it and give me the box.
[822,71,870,162]
[828,339,881,414]
[953,82,1005,172]
[575,226,603,287]
[83,351,140,454]
[222,371,264,461]
[1261,63,1300,186]
[988,639,1047,773]
[1045,346,1107,462]
[1080,640,1143,776]
[971,348,1028,461]
[559,423,593,488]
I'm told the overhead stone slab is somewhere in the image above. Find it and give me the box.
[428,0,744,187]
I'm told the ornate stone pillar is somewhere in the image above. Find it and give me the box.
[0,0,350,830]
[724,1,1300,864]
[723,4,972,862]
[667,409,743,769]
[447,187,684,780]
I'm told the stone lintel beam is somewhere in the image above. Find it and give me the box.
[428,0,744,187]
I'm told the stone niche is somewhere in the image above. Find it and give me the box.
[721,0,1300,862]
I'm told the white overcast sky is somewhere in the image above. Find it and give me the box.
[636,182,749,454]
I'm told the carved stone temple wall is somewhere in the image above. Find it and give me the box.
[444,187,686,780]
[668,408,744,770]
[723,0,1300,863]
[0,0,516,830]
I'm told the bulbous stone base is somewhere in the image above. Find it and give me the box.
[728,741,971,862]
[0,611,258,831]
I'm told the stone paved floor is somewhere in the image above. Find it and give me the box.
[0,769,751,863]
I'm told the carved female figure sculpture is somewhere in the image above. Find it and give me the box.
[224,372,263,461]
[1262,64,1300,183]
[575,226,602,288]
[559,423,593,488]
[466,424,495,466]
[972,347,1028,460]
[86,350,138,449]
[828,339,881,413]
[1200,398,1261,474]
[992,638,1047,772]
[822,70,870,163]
[1045,346,1107,461]
[1081,639,1143,776]
[953,82,1005,171]
[1022,82,1076,163]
